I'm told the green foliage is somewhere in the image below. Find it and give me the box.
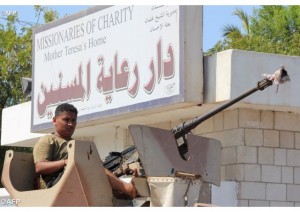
[233,8,250,35]
[34,5,59,24]
[0,14,32,107]
[205,5,300,56]
[0,6,58,188]
[0,6,55,109]
[0,6,59,139]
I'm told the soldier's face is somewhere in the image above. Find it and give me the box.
[53,111,77,140]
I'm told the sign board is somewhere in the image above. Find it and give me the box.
[31,5,203,132]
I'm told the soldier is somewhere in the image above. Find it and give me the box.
[33,103,137,200]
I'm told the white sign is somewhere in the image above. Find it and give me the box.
[32,5,202,132]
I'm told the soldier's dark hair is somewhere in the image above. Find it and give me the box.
[55,103,78,117]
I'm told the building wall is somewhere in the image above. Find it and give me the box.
[128,107,300,206]
[95,100,300,206]
[188,107,300,207]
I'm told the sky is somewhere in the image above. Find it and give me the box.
[0,3,259,52]
[1,0,298,51]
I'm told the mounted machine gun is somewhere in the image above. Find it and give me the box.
[172,66,290,155]
[128,66,290,185]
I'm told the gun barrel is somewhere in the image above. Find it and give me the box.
[172,78,273,139]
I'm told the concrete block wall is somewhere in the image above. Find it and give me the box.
[195,108,300,206]
[124,107,300,206]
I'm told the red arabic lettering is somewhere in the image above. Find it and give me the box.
[37,62,91,118]
[143,38,175,94]
[163,44,174,78]
[128,63,139,97]
[157,39,162,83]
[143,58,156,94]
[115,54,129,91]
[96,53,139,98]
[86,60,91,100]
[96,38,175,99]
[96,55,113,94]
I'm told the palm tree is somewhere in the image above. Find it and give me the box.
[223,8,250,36]
[233,8,250,35]
[204,40,226,56]
[222,24,241,37]
[206,8,250,55]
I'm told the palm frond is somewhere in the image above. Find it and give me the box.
[222,24,241,37]
[233,8,250,35]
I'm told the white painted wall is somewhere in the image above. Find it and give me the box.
[1,102,43,147]
[211,181,238,206]
[204,49,300,114]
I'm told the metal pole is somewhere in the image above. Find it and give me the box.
[172,78,273,139]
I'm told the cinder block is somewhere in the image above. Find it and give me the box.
[239,108,261,128]
[202,129,244,147]
[224,109,238,130]
[295,133,300,149]
[287,184,300,202]
[194,118,214,134]
[238,200,249,207]
[280,131,294,149]
[266,183,286,201]
[294,168,300,184]
[245,129,263,147]
[270,201,294,207]
[274,149,287,166]
[282,167,293,184]
[238,182,266,200]
[261,110,274,129]
[249,200,269,207]
[245,164,261,182]
[225,164,244,181]
[213,112,224,132]
[258,147,274,165]
[222,147,237,165]
[275,111,300,132]
[237,146,257,164]
[263,130,279,148]
[287,150,300,166]
[261,165,281,183]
